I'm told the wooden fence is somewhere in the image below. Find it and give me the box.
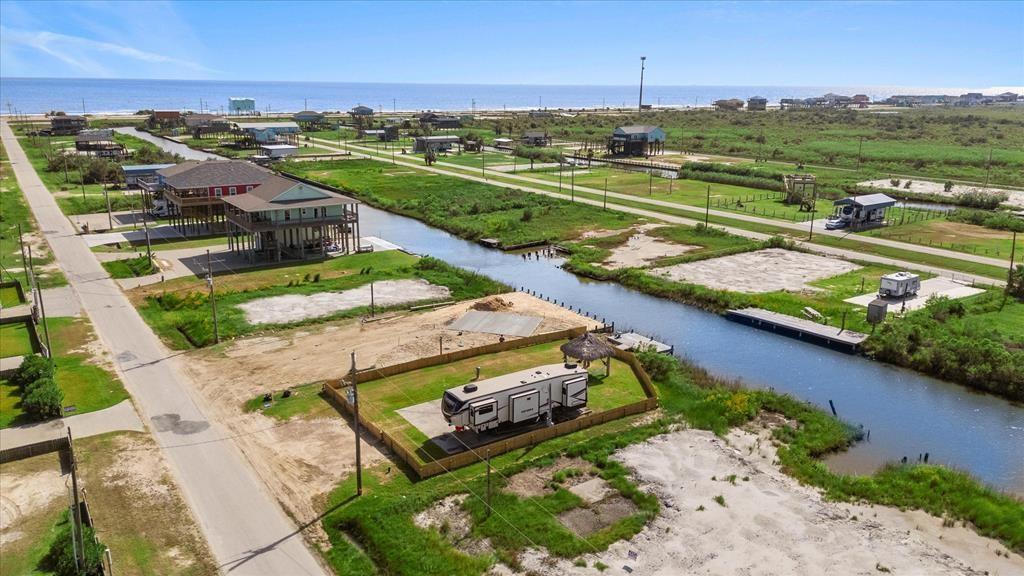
[323,328,658,478]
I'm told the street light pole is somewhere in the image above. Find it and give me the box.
[638,56,647,113]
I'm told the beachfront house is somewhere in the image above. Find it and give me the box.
[852,94,871,108]
[607,125,666,156]
[232,121,301,147]
[185,114,231,138]
[122,164,175,188]
[418,113,461,129]
[293,110,327,129]
[520,131,551,147]
[50,115,88,135]
[350,105,374,117]
[143,160,273,235]
[74,129,127,158]
[229,97,256,114]
[412,135,461,153]
[149,110,184,128]
[747,96,768,111]
[223,175,361,262]
[832,193,897,229]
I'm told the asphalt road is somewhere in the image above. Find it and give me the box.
[2,121,327,575]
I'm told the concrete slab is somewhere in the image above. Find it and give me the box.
[0,399,144,450]
[72,210,156,233]
[569,477,615,504]
[449,310,543,337]
[360,236,402,252]
[844,277,985,311]
[0,355,25,376]
[397,398,554,455]
[81,225,193,247]
[655,248,861,293]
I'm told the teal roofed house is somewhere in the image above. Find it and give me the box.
[233,121,301,147]
[223,175,362,261]
[608,125,666,156]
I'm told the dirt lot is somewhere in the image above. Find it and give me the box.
[510,419,1023,576]
[601,226,697,270]
[182,292,598,549]
[655,248,860,293]
[237,278,451,324]
[859,178,1024,208]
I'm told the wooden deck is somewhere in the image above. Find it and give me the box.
[726,308,868,353]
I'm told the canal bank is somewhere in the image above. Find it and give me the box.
[127,127,1024,495]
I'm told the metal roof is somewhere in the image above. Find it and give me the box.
[615,125,661,135]
[416,135,461,142]
[235,121,300,131]
[834,193,897,208]
[259,144,298,150]
[222,175,358,212]
[121,163,175,173]
[158,160,272,189]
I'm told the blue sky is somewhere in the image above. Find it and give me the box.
[1,1,1021,88]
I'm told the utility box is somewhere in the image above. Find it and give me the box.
[867,299,889,325]
[879,271,920,298]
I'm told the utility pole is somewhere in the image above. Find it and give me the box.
[69,428,85,568]
[570,161,575,202]
[1005,230,1018,308]
[648,170,653,196]
[351,351,363,496]
[638,56,647,113]
[18,224,30,287]
[486,448,492,518]
[206,250,219,344]
[985,147,993,188]
[704,184,711,227]
[143,210,153,263]
[808,186,818,240]
[103,186,112,230]
[27,246,52,356]
[857,136,864,169]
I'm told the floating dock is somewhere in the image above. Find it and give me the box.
[726,308,867,353]
[608,332,673,354]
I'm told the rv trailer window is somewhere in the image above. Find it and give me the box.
[475,404,494,415]
[442,392,464,415]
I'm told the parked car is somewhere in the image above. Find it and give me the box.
[824,215,847,230]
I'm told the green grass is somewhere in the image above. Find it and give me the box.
[1,317,128,428]
[864,217,1020,259]
[243,381,332,421]
[134,251,508,349]
[356,339,648,461]
[281,159,638,247]
[1,285,24,307]
[102,255,157,278]
[0,321,36,358]
[314,349,1023,576]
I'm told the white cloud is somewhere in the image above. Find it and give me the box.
[0,25,215,77]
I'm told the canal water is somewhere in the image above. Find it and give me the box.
[114,127,222,161]
[131,129,1023,494]
[359,206,1024,495]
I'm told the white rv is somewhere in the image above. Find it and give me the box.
[878,271,921,298]
[441,363,589,433]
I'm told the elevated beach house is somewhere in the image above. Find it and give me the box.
[75,129,127,158]
[232,121,301,147]
[413,135,461,153]
[143,160,273,235]
[223,175,361,261]
[520,131,551,147]
[50,115,88,135]
[747,96,768,111]
[607,125,665,156]
[293,110,327,129]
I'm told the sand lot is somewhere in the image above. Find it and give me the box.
[602,227,698,270]
[237,278,451,324]
[859,179,1024,209]
[181,292,598,548]
[511,420,1023,576]
[655,248,860,293]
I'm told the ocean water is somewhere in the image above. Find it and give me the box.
[0,77,977,115]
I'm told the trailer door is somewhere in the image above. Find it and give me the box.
[469,399,498,427]
[509,389,540,424]
[561,376,588,408]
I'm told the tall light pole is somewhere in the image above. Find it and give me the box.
[638,56,647,113]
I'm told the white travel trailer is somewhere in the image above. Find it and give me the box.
[442,363,589,433]
[878,271,921,298]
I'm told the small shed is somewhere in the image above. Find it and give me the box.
[560,332,615,375]
[412,135,461,153]
[520,131,551,147]
[259,144,299,159]
[833,193,897,228]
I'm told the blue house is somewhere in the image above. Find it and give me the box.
[121,163,176,188]
[233,121,301,146]
[608,125,666,156]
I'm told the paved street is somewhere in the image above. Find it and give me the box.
[2,121,327,575]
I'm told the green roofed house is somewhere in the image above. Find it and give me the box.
[223,175,362,262]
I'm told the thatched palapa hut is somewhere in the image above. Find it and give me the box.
[560,332,615,375]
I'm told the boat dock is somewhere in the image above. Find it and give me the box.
[726,308,868,353]
[607,332,674,354]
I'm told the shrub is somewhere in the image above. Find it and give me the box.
[22,378,64,420]
[955,189,1009,209]
[42,512,105,576]
[12,354,55,390]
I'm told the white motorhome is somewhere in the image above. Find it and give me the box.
[878,271,921,298]
[441,363,589,433]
